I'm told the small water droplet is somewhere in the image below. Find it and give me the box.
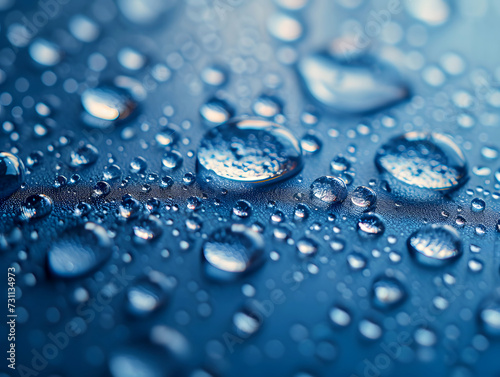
[69,143,99,169]
[126,271,173,317]
[20,194,53,220]
[357,213,385,237]
[202,224,265,280]
[372,276,406,309]
[81,85,136,123]
[471,198,486,212]
[351,186,377,208]
[133,215,163,243]
[310,176,347,204]
[162,150,183,170]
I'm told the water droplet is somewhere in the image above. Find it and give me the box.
[372,276,406,309]
[199,98,234,125]
[119,195,143,220]
[310,176,347,204]
[408,224,462,266]
[351,186,377,208]
[415,327,437,346]
[233,304,262,337]
[329,306,351,327]
[197,118,302,185]
[74,202,91,217]
[0,152,25,199]
[117,0,176,25]
[359,319,382,340]
[69,143,99,169]
[93,181,111,197]
[47,222,112,278]
[103,164,123,181]
[329,237,345,253]
[202,224,265,280]
[126,271,173,317]
[405,0,450,26]
[161,176,174,188]
[20,194,53,220]
[347,252,367,270]
[298,52,409,114]
[29,38,62,66]
[296,237,318,256]
[186,196,202,211]
[357,213,385,237]
[300,133,322,154]
[233,200,252,218]
[468,258,483,273]
[155,128,177,147]
[330,155,350,172]
[133,215,163,243]
[471,198,486,212]
[162,150,183,170]
[81,86,136,122]
[267,13,304,42]
[130,156,148,174]
[252,95,283,118]
[201,64,228,87]
[293,203,309,221]
[375,132,468,195]
[479,297,500,337]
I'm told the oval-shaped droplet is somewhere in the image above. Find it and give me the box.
[310,176,347,204]
[197,118,302,185]
[202,224,265,280]
[297,52,409,114]
[375,132,467,195]
[81,85,136,122]
[0,152,25,199]
[407,224,462,266]
[47,222,112,278]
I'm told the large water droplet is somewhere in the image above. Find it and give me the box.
[197,118,302,185]
[375,132,468,195]
[47,222,112,278]
[297,52,409,114]
[407,224,462,266]
[202,224,265,280]
[0,152,25,199]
